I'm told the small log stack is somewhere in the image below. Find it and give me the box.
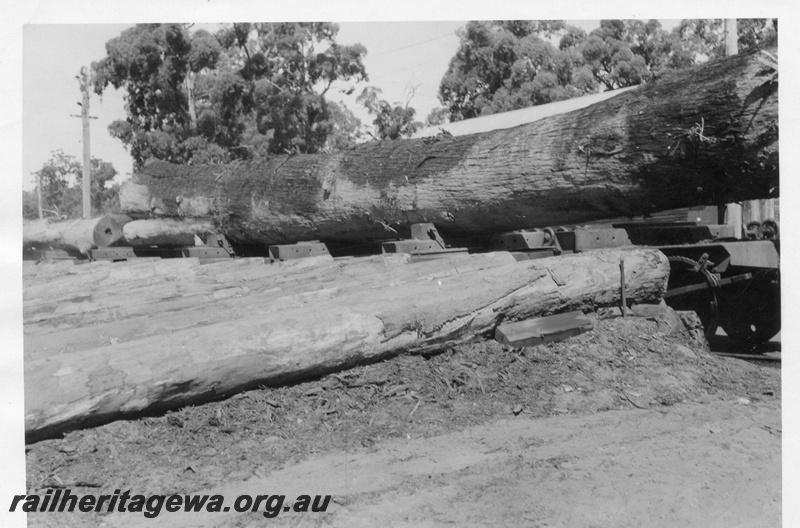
[23,216,130,254]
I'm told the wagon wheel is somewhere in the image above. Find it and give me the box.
[542,227,557,246]
[760,219,779,240]
[719,270,780,347]
[721,311,780,347]
[744,221,763,240]
[666,255,719,341]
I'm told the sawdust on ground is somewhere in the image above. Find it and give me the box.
[24,311,781,527]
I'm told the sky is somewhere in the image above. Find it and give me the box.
[3,2,800,528]
[20,19,684,191]
[21,21,465,189]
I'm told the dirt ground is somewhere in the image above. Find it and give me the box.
[24,309,781,527]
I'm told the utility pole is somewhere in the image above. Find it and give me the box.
[724,19,738,56]
[72,67,98,219]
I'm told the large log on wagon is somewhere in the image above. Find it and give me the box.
[119,48,778,247]
[24,247,669,441]
[23,216,129,254]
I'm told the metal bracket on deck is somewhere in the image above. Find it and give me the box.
[489,228,562,260]
[88,233,237,261]
[555,227,631,252]
[205,233,236,257]
[491,225,635,258]
[25,249,84,263]
[613,222,737,245]
[268,241,330,262]
[381,223,468,260]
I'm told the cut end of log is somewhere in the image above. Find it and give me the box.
[92,216,126,247]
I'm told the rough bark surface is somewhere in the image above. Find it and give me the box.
[119,48,777,247]
[23,217,127,254]
[24,248,668,441]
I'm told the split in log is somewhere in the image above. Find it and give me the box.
[119,48,778,247]
[24,247,669,442]
[23,216,128,254]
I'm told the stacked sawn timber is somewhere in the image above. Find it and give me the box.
[24,247,669,442]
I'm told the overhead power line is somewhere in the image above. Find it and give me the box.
[374,52,456,77]
[369,33,457,58]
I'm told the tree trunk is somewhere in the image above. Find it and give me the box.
[24,247,669,441]
[36,179,43,220]
[742,198,777,226]
[122,218,217,247]
[23,216,127,254]
[186,71,197,133]
[119,48,777,248]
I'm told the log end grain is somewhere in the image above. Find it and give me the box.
[92,216,125,247]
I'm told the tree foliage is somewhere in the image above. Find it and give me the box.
[24,150,119,220]
[93,23,368,170]
[424,107,450,127]
[439,18,777,121]
[322,101,364,151]
[672,19,777,64]
[357,86,422,140]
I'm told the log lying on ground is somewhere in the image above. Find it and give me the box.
[121,218,217,247]
[24,247,669,441]
[23,256,203,301]
[120,48,778,246]
[23,252,522,342]
[23,216,128,254]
